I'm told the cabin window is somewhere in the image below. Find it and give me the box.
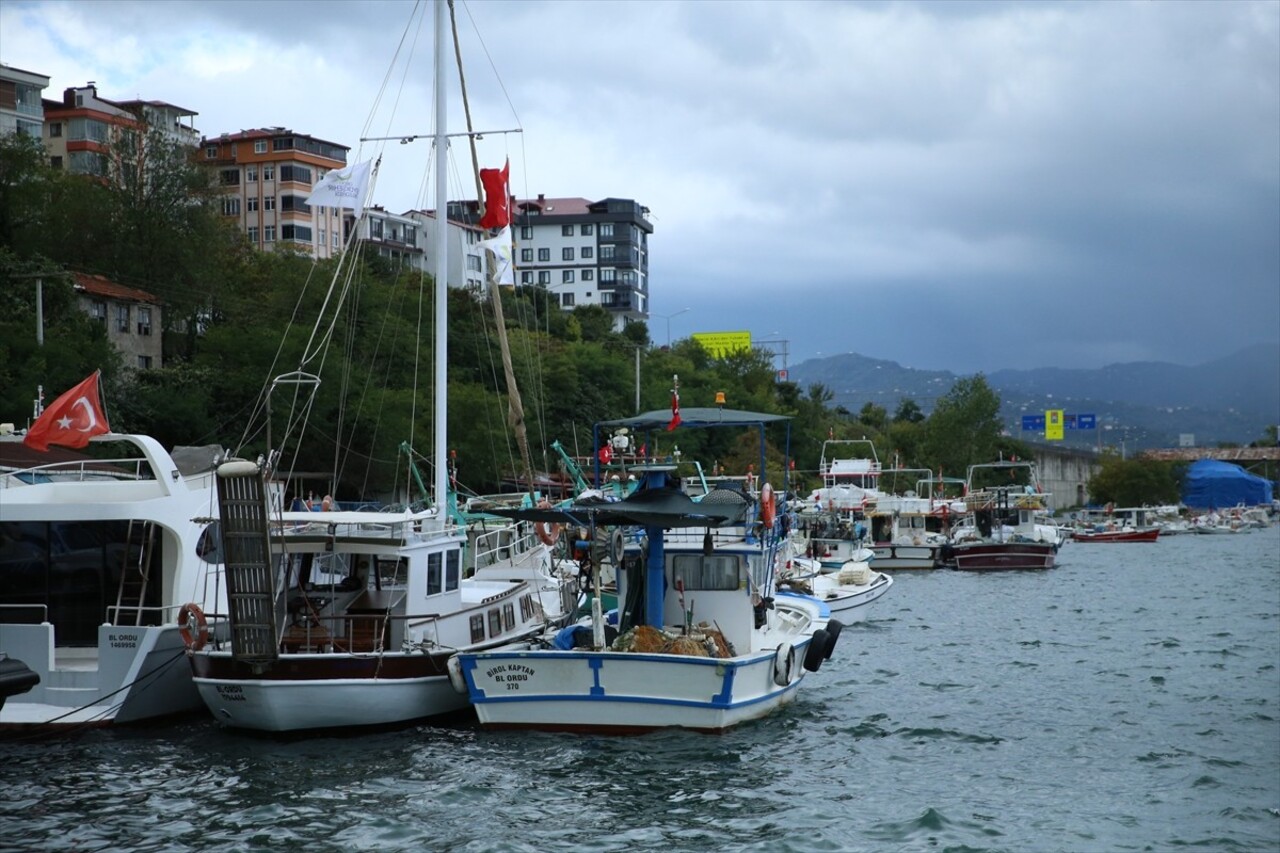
[519,595,531,620]
[470,614,485,643]
[503,603,515,631]
[670,554,741,591]
[426,552,443,596]
[445,549,460,591]
[488,608,502,638]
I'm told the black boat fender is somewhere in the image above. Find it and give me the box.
[803,629,829,672]
[823,619,844,660]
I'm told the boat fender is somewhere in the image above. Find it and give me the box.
[609,528,625,565]
[177,602,209,652]
[773,643,796,687]
[803,629,829,672]
[760,482,776,528]
[446,654,468,695]
[535,500,563,547]
[823,619,844,660]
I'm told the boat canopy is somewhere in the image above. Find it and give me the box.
[486,483,750,529]
[598,407,790,431]
[1182,459,1274,509]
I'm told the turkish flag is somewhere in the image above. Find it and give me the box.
[478,160,510,229]
[666,391,681,432]
[23,371,112,451]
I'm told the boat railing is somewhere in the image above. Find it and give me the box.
[471,521,541,571]
[0,456,151,489]
[0,602,48,625]
[212,606,481,654]
[105,603,185,626]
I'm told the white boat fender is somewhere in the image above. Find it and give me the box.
[446,654,468,695]
[803,629,830,673]
[823,619,844,660]
[773,643,796,687]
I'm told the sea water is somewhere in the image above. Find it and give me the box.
[2,528,1277,852]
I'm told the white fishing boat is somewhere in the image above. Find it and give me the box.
[185,1,575,733]
[452,406,844,734]
[865,468,949,570]
[779,551,893,623]
[0,432,228,729]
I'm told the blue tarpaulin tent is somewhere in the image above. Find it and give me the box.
[1182,459,1274,509]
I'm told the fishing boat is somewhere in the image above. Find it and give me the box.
[864,467,949,570]
[0,431,228,729]
[1071,526,1160,543]
[947,460,1060,571]
[778,550,893,623]
[451,406,843,734]
[184,1,575,732]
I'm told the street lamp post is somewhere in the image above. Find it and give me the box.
[653,307,690,347]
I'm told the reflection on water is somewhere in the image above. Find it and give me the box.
[3,529,1278,852]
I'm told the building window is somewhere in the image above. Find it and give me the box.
[601,292,617,307]
[466,255,482,272]
[246,165,257,182]
[601,269,616,282]
[254,139,267,154]
[520,248,533,263]
[280,195,310,213]
[537,248,550,262]
[89,300,106,322]
[263,196,275,211]
[332,231,339,249]
[219,169,239,186]
[49,123,62,138]
[136,307,152,336]
[562,247,574,261]
[264,225,275,242]
[281,224,312,242]
[50,156,63,170]
[248,226,259,244]
[600,245,616,260]
[115,305,130,333]
[562,293,575,307]
[222,196,240,216]
[262,164,274,181]
[581,246,593,259]
[582,269,594,281]
[205,146,217,159]
[581,224,593,236]
[247,197,258,212]
[521,271,533,284]
[562,270,575,283]
[319,228,326,247]
[600,223,614,237]
[521,226,533,239]
[537,271,550,285]
[137,355,152,369]
[561,225,574,237]
[279,164,312,184]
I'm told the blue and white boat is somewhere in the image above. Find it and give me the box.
[451,406,843,734]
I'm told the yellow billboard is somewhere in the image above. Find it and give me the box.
[691,331,752,359]
[1045,409,1064,441]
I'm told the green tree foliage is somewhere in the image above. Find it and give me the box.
[920,375,1003,480]
[1086,456,1183,507]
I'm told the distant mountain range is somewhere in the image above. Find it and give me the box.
[786,343,1280,451]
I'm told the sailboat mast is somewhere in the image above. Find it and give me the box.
[433,0,450,526]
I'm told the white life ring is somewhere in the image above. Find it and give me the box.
[773,642,796,687]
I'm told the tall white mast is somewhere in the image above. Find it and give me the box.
[432,0,449,525]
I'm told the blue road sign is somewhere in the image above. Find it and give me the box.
[1023,412,1096,431]
[1021,414,1045,431]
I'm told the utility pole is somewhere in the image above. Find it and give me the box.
[10,272,49,345]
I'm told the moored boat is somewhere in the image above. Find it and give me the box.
[948,460,1060,571]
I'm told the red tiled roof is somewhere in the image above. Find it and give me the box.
[72,272,161,305]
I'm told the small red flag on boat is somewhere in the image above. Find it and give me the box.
[478,160,510,229]
[598,445,613,464]
[24,371,111,451]
[666,390,681,432]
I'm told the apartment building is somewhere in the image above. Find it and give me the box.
[448,194,653,328]
[0,63,49,139]
[43,83,198,177]
[202,127,349,260]
[343,207,494,291]
[73,272,164,370]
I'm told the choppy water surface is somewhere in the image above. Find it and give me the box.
[3,529,1278,852]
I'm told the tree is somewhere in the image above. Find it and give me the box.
[1086,456,1182,507]
[920,375,1003,478]
[893,398,925,424]
[858,402,887,432]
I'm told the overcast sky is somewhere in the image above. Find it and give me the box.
[3,0,1277,375]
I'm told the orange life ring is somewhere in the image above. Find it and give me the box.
[178,602,208,652]
[760,482,777,528]
[535,500,563,547]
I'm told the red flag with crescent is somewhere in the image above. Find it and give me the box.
[666,390,681,432]
[23,371,111,451]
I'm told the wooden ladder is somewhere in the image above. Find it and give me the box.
[216,461,281,667]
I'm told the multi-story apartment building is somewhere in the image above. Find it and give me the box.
[344,207,493,291]
[448,194,653,328]
[202,128,349,260]
[43,83,198,177]
[0,63,49,139]
[73,272,164,370]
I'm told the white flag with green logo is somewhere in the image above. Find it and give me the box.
[306,159,373,209]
